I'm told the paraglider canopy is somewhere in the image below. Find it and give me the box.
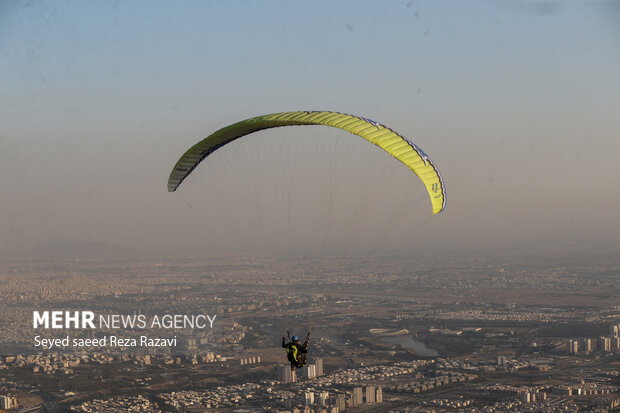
[168,111,446,214]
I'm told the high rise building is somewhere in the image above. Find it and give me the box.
[301,364,316,379]
[600,336,612,352]
[0,395,18,410]
[277,364,296,383]
[331,394,346,410]
[305,392,314,405]
[376,387,383,403]
[316,357,324,376]
[351,387,363,407]
[568,339,579,354]
[365,386,376,403]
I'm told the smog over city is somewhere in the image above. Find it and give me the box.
[1,1,619,412]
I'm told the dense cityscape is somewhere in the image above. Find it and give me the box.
[0,247,619,412]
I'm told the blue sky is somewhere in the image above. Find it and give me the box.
[1,1,619,256]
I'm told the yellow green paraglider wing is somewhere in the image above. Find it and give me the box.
[168,111,446,214]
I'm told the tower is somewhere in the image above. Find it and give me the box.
[277,364,296,383]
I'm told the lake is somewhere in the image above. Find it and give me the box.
[383,335,439,357]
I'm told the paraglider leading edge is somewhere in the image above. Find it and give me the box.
[167,111,446,214]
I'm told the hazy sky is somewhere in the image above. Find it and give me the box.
[1,1,619,258]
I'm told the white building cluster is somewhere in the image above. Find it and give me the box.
[567,323,620,355]
[69,395,158,412]
[278,358,324,383]
[239,355,261,365]
[386,371,477,394]
[297,386,382,411]
[157,383,263,410]
[0,395,18,410]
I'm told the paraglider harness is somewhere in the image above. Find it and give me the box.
[282,331,310,370]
